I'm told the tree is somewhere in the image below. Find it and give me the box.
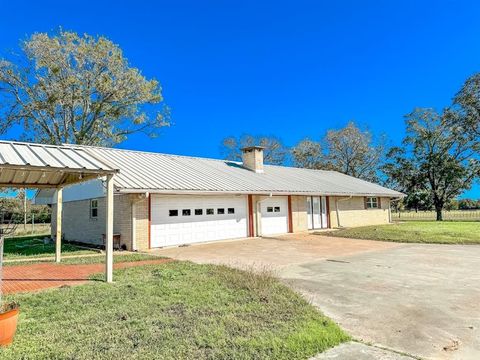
[291,138,324,169]
[450,73,480,138]
[458,198,479,210]
[220,134,288,165]
[0,30,169,146]
[383,108,480,221]
[323,122,385,182]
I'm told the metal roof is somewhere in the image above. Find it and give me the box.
[68,145,404,197]
[0,140,118,188]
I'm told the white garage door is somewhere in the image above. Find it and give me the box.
[260,196,289,235]
[150,195,248,248]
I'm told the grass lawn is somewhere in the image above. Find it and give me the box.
[3,252,161,266]
[4,235,98,260]
[322,221,480,244]
[1,262,348,360]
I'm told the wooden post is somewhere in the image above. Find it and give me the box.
[287,195,293,233]
[105,174,114,283]
[55,187,63,263]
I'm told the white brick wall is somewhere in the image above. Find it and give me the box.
[51,194,134,249]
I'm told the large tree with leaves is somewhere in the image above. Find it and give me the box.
[383,108,480,221]
[220,134,288,165]
[450,72,480,138]
[0,30,169,146]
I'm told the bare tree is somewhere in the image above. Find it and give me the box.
[220,134,288,165]
[324,122,386,182]
[291,138,324,169]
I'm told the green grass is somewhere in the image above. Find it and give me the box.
[1,262,349,360]
[4,253,161,266]
[3,235,98,260]
[322,221,480,244]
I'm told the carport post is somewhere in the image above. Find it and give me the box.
[105,174,114,283]
[55,187,63,263]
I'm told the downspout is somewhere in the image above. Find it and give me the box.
[335,195,352,228]
[255,193,273,237]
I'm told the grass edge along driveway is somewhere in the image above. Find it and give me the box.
[1,261,349,360]
[320,221,480,244]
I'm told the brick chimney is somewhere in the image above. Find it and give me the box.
[241,146,265,173]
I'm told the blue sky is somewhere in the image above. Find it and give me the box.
[1,0,479,198]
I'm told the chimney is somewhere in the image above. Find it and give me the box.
[241,146,265,173]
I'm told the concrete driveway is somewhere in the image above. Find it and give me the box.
[152,234,480,360]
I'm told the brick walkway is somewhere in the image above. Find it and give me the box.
[2,258,171,294]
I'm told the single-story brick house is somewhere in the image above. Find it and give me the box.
[35,145,404,251]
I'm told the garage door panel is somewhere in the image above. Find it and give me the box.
[151,195,248,247]
[260,197,288,235]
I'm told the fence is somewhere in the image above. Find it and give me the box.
[392,210,480,221]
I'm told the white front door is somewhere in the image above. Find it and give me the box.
[150,195,248,248]
[321,196,328,228]
[306,196,328,229]
[260,196,288,235]
[312,196,322,229]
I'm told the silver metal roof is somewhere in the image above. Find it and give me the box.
[0,140,118,188]
[70,145,404,197]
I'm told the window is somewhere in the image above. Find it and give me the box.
[274,206,280,212]
[366,197,378,209]
[217,208,225,215]
[90,199,98,218]
[169,209,178,217]
[182,209,191,216]
[206,208,214,215]
[267,207,273,213]
[195,209,203,215]
[228,208,235,214]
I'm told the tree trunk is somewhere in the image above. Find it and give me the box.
[435,207,443,221]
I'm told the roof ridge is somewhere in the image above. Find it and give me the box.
[62,143,247,164]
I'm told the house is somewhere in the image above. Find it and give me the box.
[35,145,404,251]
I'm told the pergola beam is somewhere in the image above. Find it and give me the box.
[55,187,63,263]
[0,140,119,283]
[105,174,114,283]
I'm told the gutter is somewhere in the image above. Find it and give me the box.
[118,188,404,198]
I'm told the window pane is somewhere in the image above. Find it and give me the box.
[267,207,273,213]
[274,206,280,212]
[217,208,225,215]
[228,208,235,214]
[366,197,378,209]
[206,208,214,215]
[182,209,191,216]
[169,210,178,216]
[91,200,98,208]
[195,209,203,215]
[91,208,98,217]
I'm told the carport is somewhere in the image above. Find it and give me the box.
[0,140,119,282]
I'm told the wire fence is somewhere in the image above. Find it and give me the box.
[392,210,480,221]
